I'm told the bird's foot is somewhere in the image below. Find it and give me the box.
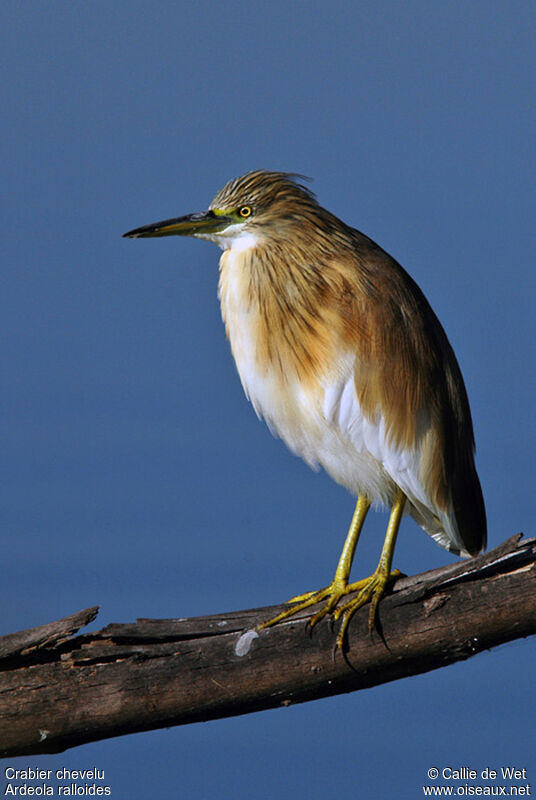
[332,567,402,649]
[257,580,351,633]
[257,568,402,649]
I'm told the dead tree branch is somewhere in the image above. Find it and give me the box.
[1,535,534,757]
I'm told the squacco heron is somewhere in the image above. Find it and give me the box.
[124,170,486,649]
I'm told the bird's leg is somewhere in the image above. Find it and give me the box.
[333,488,406,648]
[257,494,371,632]
[288,494,371,605]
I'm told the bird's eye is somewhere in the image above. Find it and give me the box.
[238,205,252,218]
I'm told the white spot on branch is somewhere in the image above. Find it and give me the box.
[234,629,259,657]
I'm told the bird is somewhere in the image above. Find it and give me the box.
[123,170,486,649]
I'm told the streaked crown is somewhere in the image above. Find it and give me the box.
[210,170,341,232]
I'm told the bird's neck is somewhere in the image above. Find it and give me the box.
[218,238,349,387]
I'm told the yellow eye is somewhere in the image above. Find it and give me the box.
[239,205,252,218]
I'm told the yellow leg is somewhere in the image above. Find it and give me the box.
[288,494,371,604]
[334,487,406,648]
[257,494,371,632]
[257,489,406,650]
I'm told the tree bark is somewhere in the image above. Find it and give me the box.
[1,534,534,757]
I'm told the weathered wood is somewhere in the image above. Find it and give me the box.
[0,535,534,757]
[0,607,99,660]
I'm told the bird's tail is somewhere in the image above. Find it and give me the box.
[409,462,487,557]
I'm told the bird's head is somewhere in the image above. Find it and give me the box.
[123,170,324,251]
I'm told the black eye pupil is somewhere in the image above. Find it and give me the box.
[240,206,251,217]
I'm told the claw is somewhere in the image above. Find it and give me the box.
[333,568,402,647]
[257,568,401,649]
[256,491,406,650]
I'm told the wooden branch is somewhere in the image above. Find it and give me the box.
[1,535,534,757]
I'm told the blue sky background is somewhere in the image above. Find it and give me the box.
[2,1,534,796]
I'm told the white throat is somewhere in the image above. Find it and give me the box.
[197,224,260,253]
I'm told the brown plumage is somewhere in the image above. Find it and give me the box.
[124,169,486,647]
